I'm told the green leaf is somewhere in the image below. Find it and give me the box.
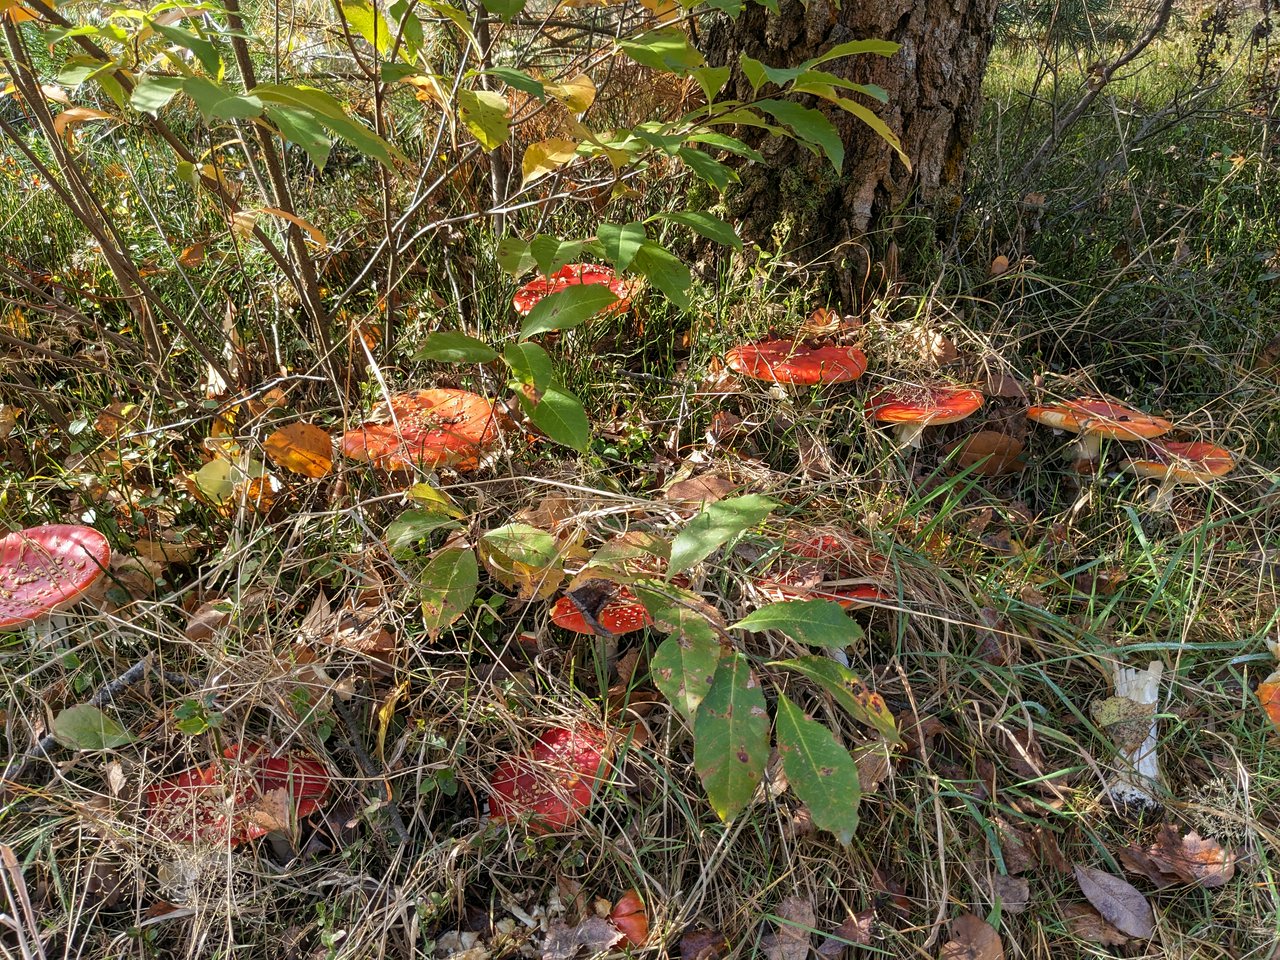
[183,76,263,120]
[266,105,333,170]
[686,131,764,164]
[486,66,544,98]
[757,98,844,171]
[659,211,742,250]
[677,146,737,191]
[151,21,222,77]
[808,38,900,67]
[388,0,424,59]
[694,655,770,821]
[739,54,805,92]
[419,547,478,637]
[732,599,864,650]
[596,221,645,272]
[496,236,535,275]
[791,69,889,103]
[770,656,902,745]
[130,75,185,114]
[631,241,691,308]
[51,704,135,750]
[809,90,910,168]
[341,0,394,55]
[479,522,564,598]
[774,693,860,844]
[422,0,477,48]
[691,65,731,102]
[527,382,589,452]
[457,87,510,150]
[386,509,459,558]
[480,0,526,20]
[529,235,585,274]
[617,28,704,73]
[503,341,553,391]
[406,482,466,518]
[413,331,498,363]
[254,84,401,168]
[670,493,776,575]
[703,0,741,13]
[651,612,723,722]
[519,283,619,339]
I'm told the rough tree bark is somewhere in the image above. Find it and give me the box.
[700,0,998,292]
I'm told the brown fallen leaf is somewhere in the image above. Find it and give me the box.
[982,368,1027,400]
[989,255,1010,277]
[665,473,738,506]
[939,913,1005,960]
[1074,864,1154,939]
[264,422,334,478]
[816,909,875,957]
[990,875,1029,914]
[1130,825,1236,889]
[542,916,622,960]
[762,896,815,960]
[680,927,729,960]
[1062,903,1129,946]
[185,599,232,642]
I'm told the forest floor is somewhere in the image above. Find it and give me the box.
[1,11,1279,960]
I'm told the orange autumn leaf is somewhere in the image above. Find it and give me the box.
[264,423,333,478]
[1257,681,1280,729]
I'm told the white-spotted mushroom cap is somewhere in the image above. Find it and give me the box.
[0,524,110,631]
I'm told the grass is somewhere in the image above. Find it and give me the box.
[2,3,1280,959]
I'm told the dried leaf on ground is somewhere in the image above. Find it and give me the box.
[1090,695,1156,752]
[816,909,875,957]
[990,875,1029,914]
[1062,903,1129,946]
[680,927,729,960]
[264,422,334,478]
[1074,865,1154,939]
[542,916,622,960]
[185,599,232,642]
[1122,825,1235,889]
[762,897,815,960]
[665,473,739,506]
[939,913,1005,960]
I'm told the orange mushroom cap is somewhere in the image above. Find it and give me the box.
[1121,440,1236,482]
[725,339,867,386]
[609,890,649,947]
[146,742,331,846]
[0,524,110,631]
[868,387,984,425]
[512,264,637,316]
[944,431,1027,476]
[550,580,653,636]
[489,726,611,831]
[1026,397,1172,441]
[340,389,501,473]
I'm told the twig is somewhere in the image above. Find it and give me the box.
[330,695,413,845]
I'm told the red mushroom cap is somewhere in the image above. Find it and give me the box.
[489,726,611,831]
[757,571,890,610]
[341,389,501,473]
[550,580,653,636]
[1121,440,1236,482]
[0,524,110,631]
[609,889,649,947]
[512,264,637,316]
[146,742,332,846]
[724,339,867,386]
[1026,397,1172,440]
[867,387,984,426]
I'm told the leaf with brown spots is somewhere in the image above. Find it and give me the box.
[774,693,861,844]
[693,654,770,821]
[939,913,1005,960]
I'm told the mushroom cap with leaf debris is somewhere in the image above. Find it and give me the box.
[0,524,110,631]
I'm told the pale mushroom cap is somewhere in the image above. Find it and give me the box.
[0,524,111,631]
[868,387,984,426]
[1122,441,1236,482]
[1027,398,1172,440]
[725,340,867,385]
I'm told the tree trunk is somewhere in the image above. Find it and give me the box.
[700,0,997,295]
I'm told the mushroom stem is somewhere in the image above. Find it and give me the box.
[1106,660,1164,811]
[893,421,929,450]
[1071,432,1103,466]
[1148,478,1178,512]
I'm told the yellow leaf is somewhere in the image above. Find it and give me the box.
[52,106,114,146]
[521,137,579,184]
[544,73,596,112]
[177,242,206,268]
[0,404,20,439]
[0,0,39,23]
[229,209,258,239]
[259,206,327,251]
[638,0,681,23]
[263,422,334,478]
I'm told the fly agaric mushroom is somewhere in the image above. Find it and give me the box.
[1103,662,1165,812]
[489,726,611,832]
[341,389,500,473]
[1026,397,1172,470]
[756,570,891,611]
[724,339,867,387]
[0,524,110,633]
[1120,441,1235,511]
[609,890,649,947]
[867,386,984,450]
[512,264,637,317]
[146,742,331,845]
[550,580,653,637]
[944,431,1027,476]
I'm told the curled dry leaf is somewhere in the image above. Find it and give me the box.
[816,909,875,957]
[762,897,814,960]
[680,928,729,960]
[542,916,622,960]
[1123,825,1235,889]
[1073,865,1154,939]
[1062,903,1129,946]
[665,473,739,507]
[264,422,334,478]
[989,255,1010,277]
[185,599,232,642]
[939,913,1005,960]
